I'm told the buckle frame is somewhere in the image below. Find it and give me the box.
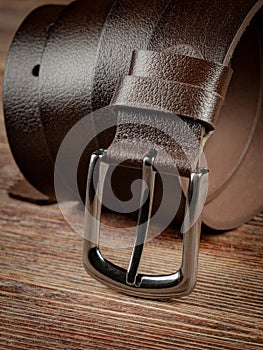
[83,149,208,299]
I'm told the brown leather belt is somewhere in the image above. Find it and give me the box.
[3,0,263,298]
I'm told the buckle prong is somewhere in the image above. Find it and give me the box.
[126,150,157,286]
[83,149,209,299]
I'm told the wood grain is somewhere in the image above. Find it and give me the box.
[0,1,262,349]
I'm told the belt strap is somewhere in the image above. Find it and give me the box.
[3,0,263,298]
[4,0,263,230]
[83,0,263,298]
[107,0,263,230]
[3,5,64,198]
[4,0,263,229]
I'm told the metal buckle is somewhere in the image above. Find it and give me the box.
[83,149,208,299]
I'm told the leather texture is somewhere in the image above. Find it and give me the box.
[111,50,232,130]
[3,0,263,230]
[3,5,64,198]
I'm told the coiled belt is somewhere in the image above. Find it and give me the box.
[3,0,263,298]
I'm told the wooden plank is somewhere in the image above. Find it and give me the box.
[0,1,262,349]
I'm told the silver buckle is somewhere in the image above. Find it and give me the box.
[83,149,208,299]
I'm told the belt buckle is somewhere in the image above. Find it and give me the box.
[83,149,208,299]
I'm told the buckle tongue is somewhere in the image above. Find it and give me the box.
[126,149,156,286]
[83,149,208,299]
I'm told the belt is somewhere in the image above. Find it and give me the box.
[3,0,263,299]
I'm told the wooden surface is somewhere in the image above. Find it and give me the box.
[0,1,262,349]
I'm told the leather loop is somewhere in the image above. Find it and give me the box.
[111,50,233,131]
[112,74,224,131]
[130,50,232,97]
